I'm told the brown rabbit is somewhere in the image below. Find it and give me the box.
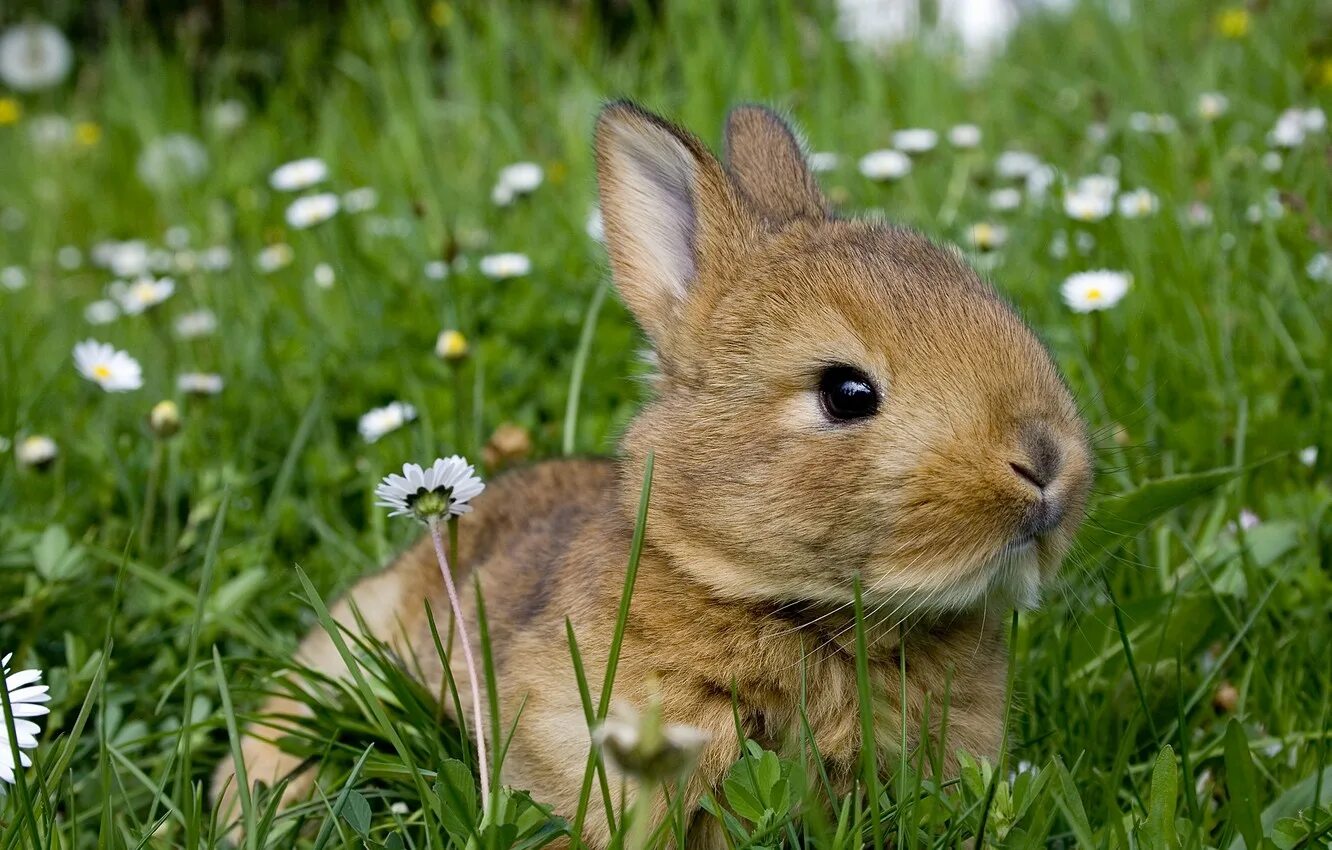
[212,102,1092,846]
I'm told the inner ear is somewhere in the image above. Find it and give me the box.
[723,105,827,223]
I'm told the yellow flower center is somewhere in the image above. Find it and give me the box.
[1217,8,1250,38]
[76,122,101,146]
[93,364,112,379]
[1086,288,1103,302]
[0,98,20,126]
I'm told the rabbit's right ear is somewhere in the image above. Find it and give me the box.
[595,102,748,350]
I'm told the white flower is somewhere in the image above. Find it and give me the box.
[424,260,450,280]
[1261,151,1282,173]
[858,149,912,180]
[892,128,937,153]
[177,372,224,395]
[1026,165,1058,199]
[313,262,335,288]
[93,240,151,278]
[73,340,144,392]
[1299,446,1318,468]
[28,114,71,149]
[1061,270,1130,313]
[374,456,485,520]
[285,193,340,229]
[807,152,840,173]
[342,187,379,213]
[1305,108,1328,133]
[56,246,82,270]
[85,299,119,325]
[0,22,72,91]
[1238,509,1261,531]
[0,652,50,785]
[988,188,1022,211]
[174,309,217,339]
[137,134,210,191]
[164,226,191,250]
[209,99,248,135]
[496,162,543,197]
[592,703,710,782]
[966,222,1008,251]
[585,208,605,242]
[835,0,916,52]
[390,802,411,816]
[1116,188,1159,218]
[270,157,328,192]
[1307,252,1332,283]
[479,252,532,280]
[1196,92,1229,121]
[256,244,294,273]
[111,276,175,315]
[947,124,981,149]
[1,266,26,291]
[15,436,57,468]
[1185,202,1214,228]
[491,183,515,207]
[994,150,1040,179]
[1128,112,1178,135]
[358,401,417,443]
[1064,189,1113,222]
[199,246,233,272]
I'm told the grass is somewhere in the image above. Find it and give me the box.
[1,0,1331,846]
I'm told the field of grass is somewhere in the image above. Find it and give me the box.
[1,0,1331,847]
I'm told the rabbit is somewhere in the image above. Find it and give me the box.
[212,102,1092,847]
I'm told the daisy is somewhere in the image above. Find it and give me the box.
[136,134,210,191]
[858,149,912,181]
[15,436,57,469]
[1299,447,1319,468]
[177,372,224,395]
[56,246,82,270]
[342,187,379,214]
[285,193,340,229]
[892,128,937,154]
[374,456,485,521]
[199,246,233,272]
[1260,151,1282,173]
[496,162,543,196]
[593,702,710,782]
[0,22,72,91]
[478,252,532,280]
[988,187,1022,211]
[0,652,50,785]
[85,299,119,325]
[585,208,605,241]
[270,157,328,192]
[209,99,247,135]
[313,262,335,288]
[173,309,217,339]
[834,0,915,53]
[994,150,1040,180]
[93,240,151,278]
[1116,188,1159,218]
[967,222,1008,252]
[1196,92,1229,121]
[1128,112,1178,135]
[807,152,840,173]
[149,400,181,438]
[1,266,26,291]
[424,260,450,280]
[1064,190,1113,222]
[358,401,417,443]
[1060,270,1130,313]
[436,329,469,361]
[73,340,143,392]
[1026,165,1058,199]
[111,276,175,315]
[947,124,982,149]
[256,243,294,273]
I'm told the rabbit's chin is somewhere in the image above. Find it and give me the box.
[863,545,1045,619]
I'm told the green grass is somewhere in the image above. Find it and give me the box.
[2,0,1331,846]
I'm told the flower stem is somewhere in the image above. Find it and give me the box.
[427,514,491,814]
[139,438,164,555]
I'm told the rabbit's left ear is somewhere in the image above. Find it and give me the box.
[723,105,827,223]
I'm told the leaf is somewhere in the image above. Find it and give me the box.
[1227,767,1332,850]
[32,524,86,582]
[1223,720,1264,850]
[436,758,480,846]
[341,789,372,837]
[1051,757,1097,849]
[1078,468,1239,566]
[1146,745,1179,850]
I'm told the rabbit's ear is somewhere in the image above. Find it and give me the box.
[595,101,747,347]
[723,105,826,223]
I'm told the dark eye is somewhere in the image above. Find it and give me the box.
[818,365,880,421]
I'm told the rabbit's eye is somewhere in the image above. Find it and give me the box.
[818,365,879,421]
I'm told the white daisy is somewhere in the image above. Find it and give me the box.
[0,652,50,786]
[1299,447,1318,468]
[1,266,26,291]
[342,187,379,214]
[285,193,340,229]
[424,260,450,280]
[892,128,937,153]
[209,99,248,135]
[84,299,119,325]
[164,226,191,250]
[1307,252,1332,283]
[198,246,233,272]
[1260,151,1282,173]
[807,152,840,173]
[137,134,210,191]
[1128,112,1178,135]
[947,124,982,149]
[988,187,1022,211]
[1185,202,1214,228]
[174,309,217,339]
[358,401,417,443]
[313,262,336,288]
[478,252,532,280]
[491,183,515,207]
[74,340,143,392]
[585,208,605,241]
[1060,270,1130,313]
[111,276,175,315]
[28,114,71,149]
[1064,190,1112,222]
[56,246,82,270]
[374,456,485,521]
[436,329,468,361]
[858,149,912,181]
[835,0,916,53]
[256,244,294,273]
[966,222,1008,251]
[15,436,57,469]
[1026,165,1058,199]
[270,157,329,192]
[0,22,72,91]
[177,372,224,395]
[1196,92,1229,121]
[592,703,710,782]
[496,162,543,196]
[93,240,151,278]
[1116,188,1159,218]
[994,150,1041,180]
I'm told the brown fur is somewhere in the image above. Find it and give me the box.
[213,103,1092,847]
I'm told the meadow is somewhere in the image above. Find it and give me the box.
[1,0,1330,847]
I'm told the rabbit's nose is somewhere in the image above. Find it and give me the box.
[1010,424,1062,491]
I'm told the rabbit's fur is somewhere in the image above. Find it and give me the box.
[213,103,1092,847]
